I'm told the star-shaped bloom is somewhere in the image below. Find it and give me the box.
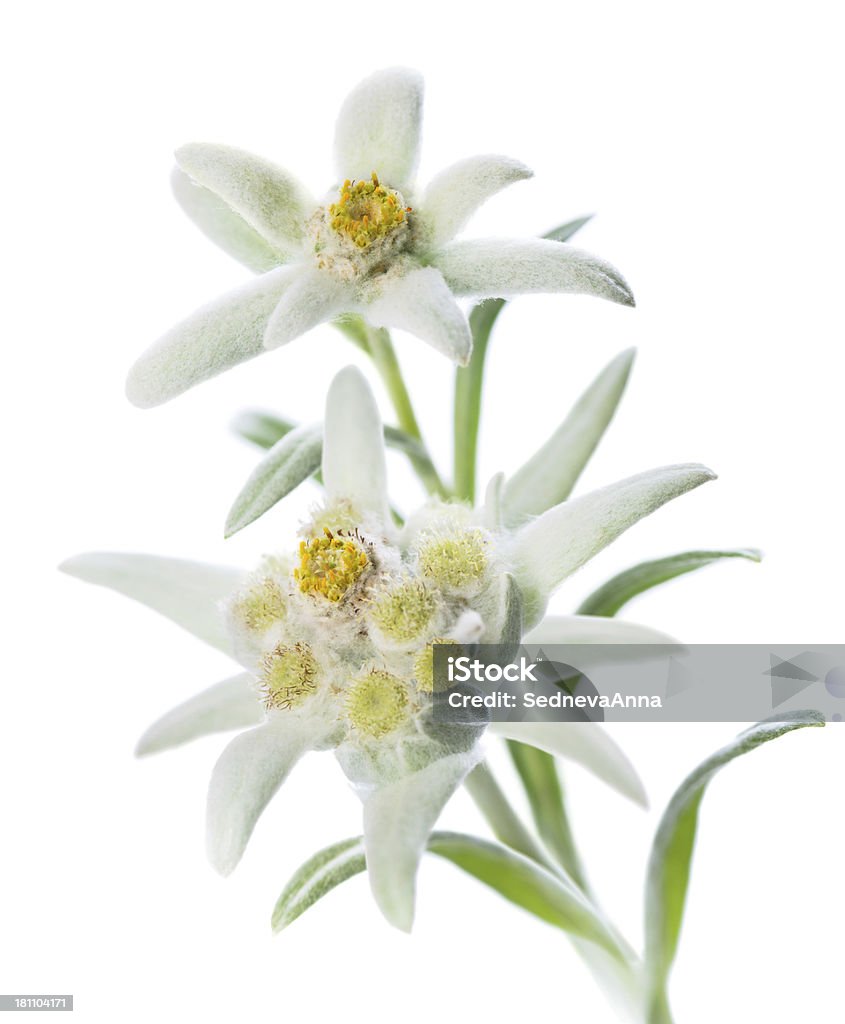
[63,367,712,930]
[126,68,634,409]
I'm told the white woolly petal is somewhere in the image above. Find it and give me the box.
[419,155,533,248]
[489,721,647,807]
[481,472,505,531]
[433,238,635,306]
[60,552,242,654]
[206,713,325,876]
[170,167,280,272]
[126,267,294,408]
[365,266,472,365]
[502,349,636,525]
[334,68,423,189]
[362,749,482,931]
[136,674,264,756]
[523,614,676,646]
[511,465,716,625]
[175,143,314,257]
[263,269,351,350]
[322,366,389,521]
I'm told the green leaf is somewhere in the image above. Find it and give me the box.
[543,214,595,243]
[272,830,628,960]
[577,549,762,618]
[502,348,635,526]
[272,837,366,932]
[232,410,429,463]
[644,711,825,1022]
[230,410,296,449]
[507,742,589,890]
[225,422,323,537]
[452,215,593,503]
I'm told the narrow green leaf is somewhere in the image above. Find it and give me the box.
[225,422,323,537]
[230,410,296,449]
[453,215,593,503]
[272,837,366,932]
[644,711,825,1022]
[428,832,625,958]
[502,348,636,526]
[507,741,589,890]
[232,410,429,463]
[273,830,627,960]
[577,549,762,618]
[543,214,595,243]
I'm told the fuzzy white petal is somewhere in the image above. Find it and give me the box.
[489,721,647,807]
[334,68,423,189]
[481,472,505,531]
[503,349,636,525]
[366,266,472,365]
[263,269,351,350]
[170,167,280,272]
[511,465,716,625]
[523,614,676,646]
[420,155,533,248]
[126,267,294,408]
[175,143,313,257]
[206,714,324,876]
[433,238,635,306]
[362,749,482,931]
[136,674,263,756]
[60,552,241,654]
[322,366,389,520]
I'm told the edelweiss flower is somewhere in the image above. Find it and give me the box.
[126,68,634,409]
[63,367,713,930]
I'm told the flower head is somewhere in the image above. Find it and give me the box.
[126,68,634,408]
[63,363,714,930]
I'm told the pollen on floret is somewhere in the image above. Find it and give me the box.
[370,579,438,643]
[261,642,319,711]
[328,172,411,250]
[232,576,286,634]
[417,529,489,594]
[294,528,370,603]
[414,639,462,694]
[345,669,411,739]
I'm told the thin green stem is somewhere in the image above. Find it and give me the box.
[361,323,449,498]
[453,299,504,503]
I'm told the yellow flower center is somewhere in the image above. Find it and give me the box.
[294,528,370,603]
[261,643,319,710]
[329,173,411,250]
[234,577,286,633]
[418,529,489,593]
[370,580,437,643]
[414,639,462,694]
[345,669,410,739]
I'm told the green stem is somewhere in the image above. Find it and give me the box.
[362,323,449,498]
[453,299,505,502]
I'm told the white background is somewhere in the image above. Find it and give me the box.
[2,2,843,1021]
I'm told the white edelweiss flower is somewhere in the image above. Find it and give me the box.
[125,67,635,409]
[62,366,714,931]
